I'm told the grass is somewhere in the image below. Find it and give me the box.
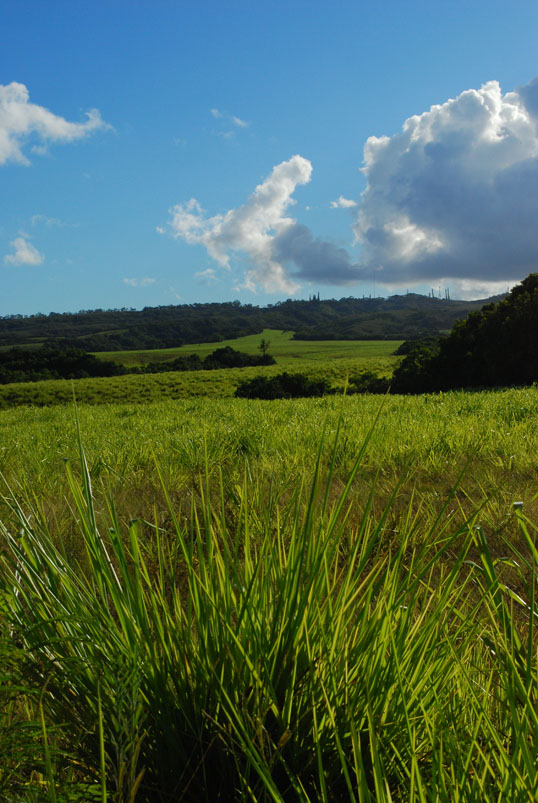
[0,334,401,410]
[93,330,402,367]
[1,393,538,799]
[0,358,399,411]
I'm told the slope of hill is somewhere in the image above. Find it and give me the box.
[0,293,504,351]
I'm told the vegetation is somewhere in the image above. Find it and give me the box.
[347,370,390,394]
[1,391,538,799]
[0,346,126,384]
[0,293,500,352]
[2,278,538,798]
[93,331,402,368]
[0,345,275,386]
[235,371,331,399]
[141,345,275,374]
[391,274,538,393]
[0,339,399,409]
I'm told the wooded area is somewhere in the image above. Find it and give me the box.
[0,293,500,351]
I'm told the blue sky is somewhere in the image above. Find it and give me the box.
[2,0,538,315]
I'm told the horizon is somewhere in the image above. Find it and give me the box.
[0,286,509,321]
[3,1,538,316]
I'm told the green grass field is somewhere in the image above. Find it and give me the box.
[0,333,401,409]
[94,329,402,366]
[2,361,538,799]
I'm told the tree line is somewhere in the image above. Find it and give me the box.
[0,294,498,352]
[389,273,538,393]
[0,346,274,385]
[235,274,538,399]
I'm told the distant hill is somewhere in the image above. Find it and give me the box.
[0,293,505,352]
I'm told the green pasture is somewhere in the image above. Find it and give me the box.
[2,388,538,799]
[94,329,402,366]
[0,354,398,410]
[1,387,538,528]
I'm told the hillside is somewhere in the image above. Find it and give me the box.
[0,293,504,351]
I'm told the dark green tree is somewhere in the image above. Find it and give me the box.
[391,273,538,393]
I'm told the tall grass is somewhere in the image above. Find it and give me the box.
[1,409,538,799]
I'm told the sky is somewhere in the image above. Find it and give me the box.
[2,0,538,316]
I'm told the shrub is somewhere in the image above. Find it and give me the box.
[348,370,390,394]
[235,371,331,399]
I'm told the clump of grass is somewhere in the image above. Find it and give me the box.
[1,415,538,800]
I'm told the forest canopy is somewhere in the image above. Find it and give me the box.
[0,294,500,352]
[391,273,538,393]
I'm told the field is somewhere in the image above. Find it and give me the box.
[2,383,538,800]
[0,332,400,409]
[93,329,402,366]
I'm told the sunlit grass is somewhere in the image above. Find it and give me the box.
[0,354,399,410]
[1,399,538,800]
[94,329,402,366]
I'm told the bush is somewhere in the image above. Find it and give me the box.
[348,370,390,394]
[235,372,331,400]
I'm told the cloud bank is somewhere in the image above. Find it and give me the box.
[4,236,44,266]
[355,78,538,295]
[0,82,110,166]
[167,78,538,297]
[164,155,362,293]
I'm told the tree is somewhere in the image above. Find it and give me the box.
[390,273,538,393]
[235,372,331,400]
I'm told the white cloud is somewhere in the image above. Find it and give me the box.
[0,82,110,166]
[31,214,78,228]
[210,108,250,137]
[164,155,364,292]
[330,195,357,208]
[123,277,156,287]
[232,115,249,128]
[4,236,44,266]
[443,277,515,300]
[194,267,218,284]
[354,78,538,293]
[164,155,313,293]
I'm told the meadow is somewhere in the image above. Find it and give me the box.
[0,331,400,409]
[2,386,538,800]
[93,329,401,366]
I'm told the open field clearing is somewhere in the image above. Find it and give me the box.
[0,354,398,410]
[94,329,403,366]
[2,389,538,800]
[2,389,538,529]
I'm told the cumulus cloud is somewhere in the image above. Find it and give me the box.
[4,236,44,266]
[330,195,357,208]
[164,155,312,293]
[164,155,363,292]
[272,224,361,284]
[123,277,156,287]
[355,78,538,292]
[0,82,110,166]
